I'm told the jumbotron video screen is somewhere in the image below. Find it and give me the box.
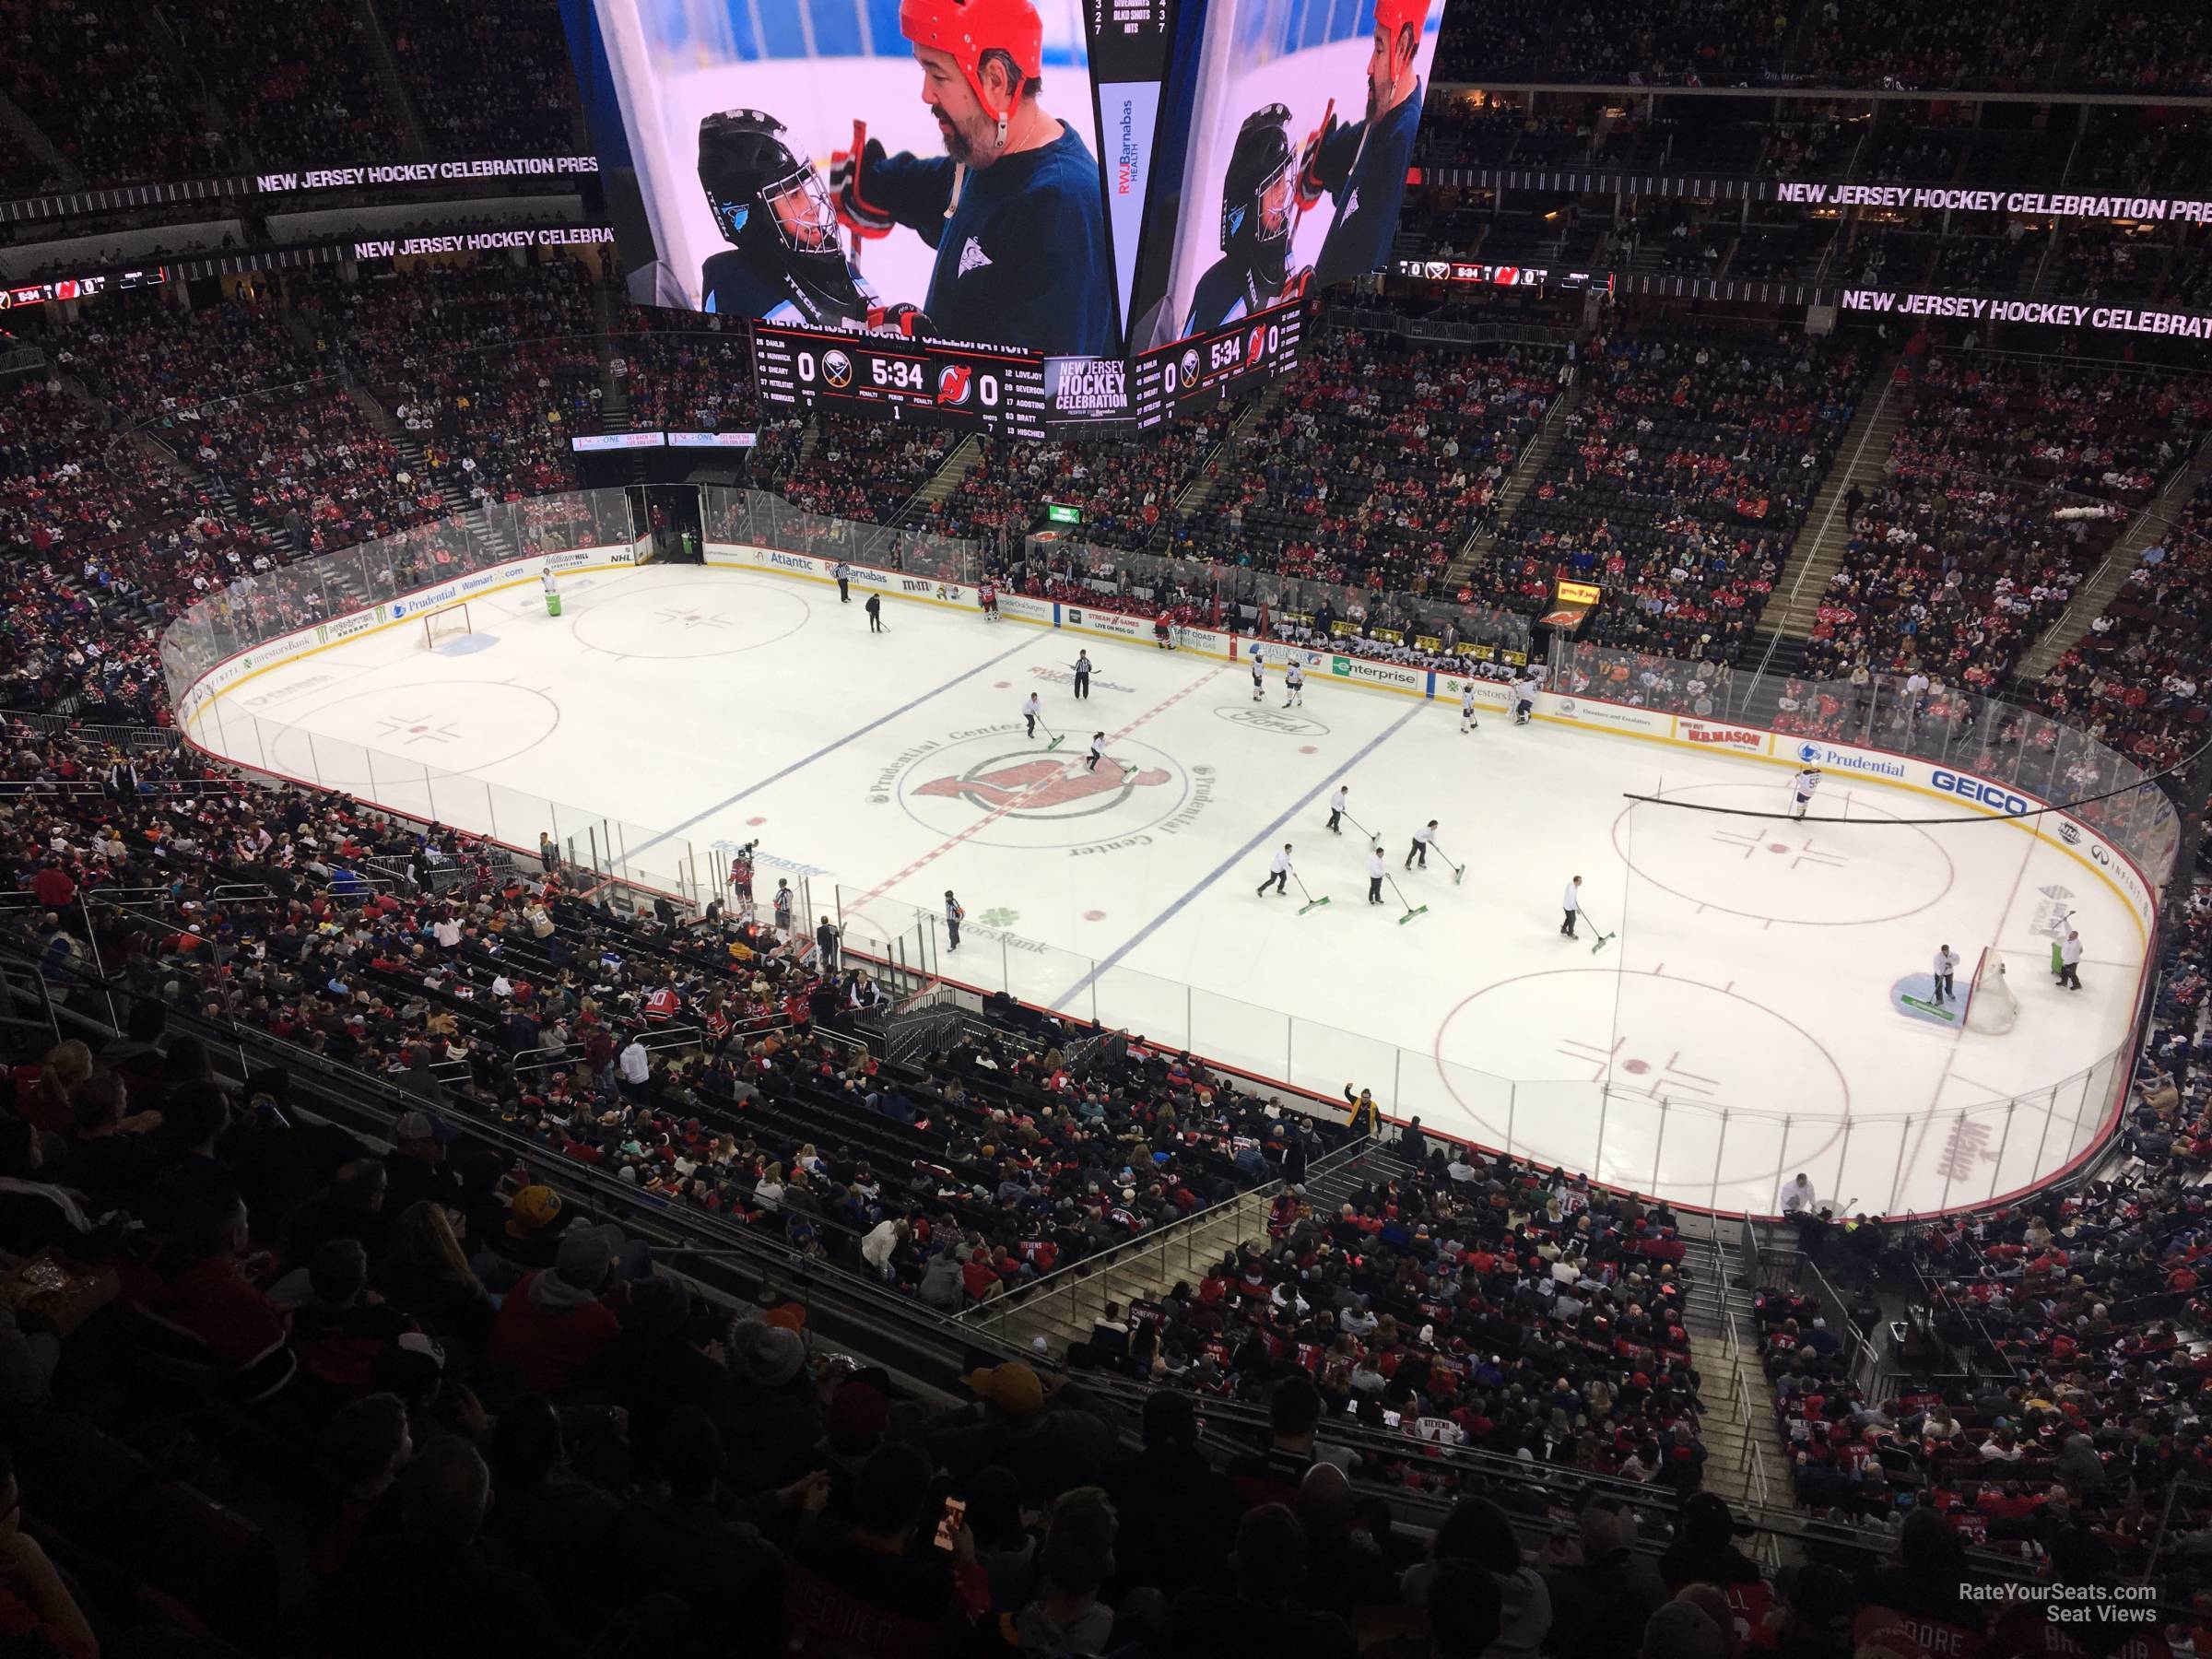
[566,0,1448,434]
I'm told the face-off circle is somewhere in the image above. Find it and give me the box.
[573,577,808,658]
[1612,781,1954,925]
[1432,968,1850,1192]
[896,732,1189,850]
[264,680,562,787]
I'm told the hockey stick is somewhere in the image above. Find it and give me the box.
[1433,841,1467,886]
[1294,874,1331,915]
[847,120,867,273]
[1385,873,1428,926]
[1583,908,1617,954]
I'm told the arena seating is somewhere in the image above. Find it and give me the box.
[1163,321,1558,598]
[609,310,761,436]
[383,0,584,157]
[185,0,406,165]
[310,262,600,502]
[1803,351,2212,687]
[1474,324,1868,665]
[0,0,229,190]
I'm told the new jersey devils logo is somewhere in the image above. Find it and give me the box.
[914,754,1170,818]
[936,364,972,406]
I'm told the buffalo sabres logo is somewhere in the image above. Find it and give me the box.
[914,752,1171,820]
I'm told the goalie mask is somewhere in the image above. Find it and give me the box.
[698,109,864,324]
[1220,104,1296,291]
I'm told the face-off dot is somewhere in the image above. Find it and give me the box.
[1083,910,1107,921]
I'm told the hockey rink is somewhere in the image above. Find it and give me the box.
[185,562,2149,1217]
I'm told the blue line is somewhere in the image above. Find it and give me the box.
[1052,698,1430,1008]
[626,633,1038,861]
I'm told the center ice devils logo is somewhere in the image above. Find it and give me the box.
[913,753,1171,819]
[935,364,972,406]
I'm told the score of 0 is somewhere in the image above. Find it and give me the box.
[790,344,1001,411]
[1163,319,1279,396]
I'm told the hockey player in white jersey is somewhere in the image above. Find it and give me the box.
[1250,647,1266,703]
[1790,765,1821,820]
[1459,682,1480,734]
[1513,671,1539,725]
[1283,661,1305,708]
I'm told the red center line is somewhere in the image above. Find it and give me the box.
[846,662,1229,921]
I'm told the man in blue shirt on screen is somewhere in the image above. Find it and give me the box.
[830,0,1115,358]
[1298,0,1430,291]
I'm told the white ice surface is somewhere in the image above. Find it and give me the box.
[191,564,2145,1216]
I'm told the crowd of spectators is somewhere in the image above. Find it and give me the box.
[2030,466,2212,777]
[774,416,959,527]
[1804,349,2212,688]
[309,261,600,504]
[1475,324,1867,665]
[384,0,584,157]
[1729,878,2212,1620]
[181,0,405,166]
[0,0,228,190]
[608,309,761,437]
[1160,324,1558,600]
[1433,0,1789,86]
[1,371,273,724]
[923,422,1222,553]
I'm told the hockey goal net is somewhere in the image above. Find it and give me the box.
[1962,947,2018,1034]
[420,602,472,649]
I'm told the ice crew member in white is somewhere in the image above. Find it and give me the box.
[1257,843,1294,897]
[1367,847,1387,905]
[1460,683,1480,734]
[1933,944,1959,1004]
[1327,784,1350,835]
[1790,765,1821,820]
[1405,819,1438,870]
[2059,930,2083,991]
[1251,648,1266,702]
[1085,732,1107,772]
[1283,661,1305,707]
[1020,691,1042,739]
[1560,875,1582,937]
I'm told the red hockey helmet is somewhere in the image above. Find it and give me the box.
[900,0,1045,135]
[1372,0,1431,38]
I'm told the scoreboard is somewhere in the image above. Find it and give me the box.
[750,299,1305,440]
[751,324,1049,438]
[1131,298,1303,426]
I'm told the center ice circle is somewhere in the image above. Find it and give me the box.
[572,577,808,658]
[896,732,1190,851]
[1612,781,1954,925]
[1433,968,1850,1194]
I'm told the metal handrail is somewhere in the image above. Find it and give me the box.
[960,1135,1372,1343]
